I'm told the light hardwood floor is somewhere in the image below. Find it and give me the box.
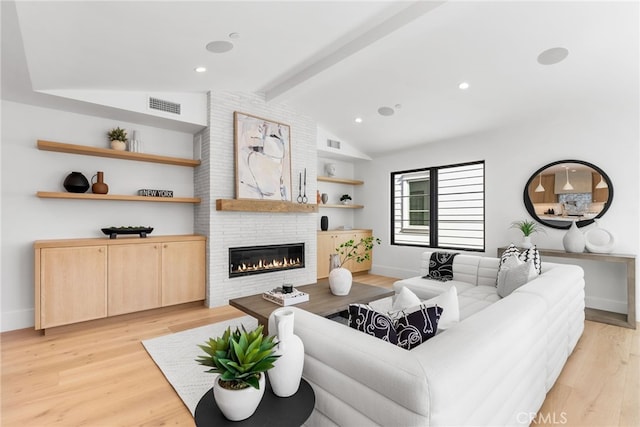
[1,274,638,426]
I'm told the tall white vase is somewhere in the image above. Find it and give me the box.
[563,221,585,253]
[268,309,304,397]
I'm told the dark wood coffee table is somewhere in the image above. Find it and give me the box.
[229,279,394,333]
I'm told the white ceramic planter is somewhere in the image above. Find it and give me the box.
[268,309,304,397]
[110,140,126,151]
[521,235,532,249]
[329,267,352,295]
[213,373,265,421]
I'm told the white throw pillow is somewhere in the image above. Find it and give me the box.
[392,286,422,311]
[421,286,460,329]
[497,258,538,298]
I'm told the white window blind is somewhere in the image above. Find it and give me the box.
[392,161,484,251]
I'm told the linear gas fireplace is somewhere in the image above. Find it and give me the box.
[229,243,305,278]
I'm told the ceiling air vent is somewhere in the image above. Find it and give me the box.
[148,97,181,115]
[327,139,341,149]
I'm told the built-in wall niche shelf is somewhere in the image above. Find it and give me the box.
[317,176,364,185]
[37,140,200,167]
[37,192,201,204]
[319,203,364,209]
[216,199,318,213]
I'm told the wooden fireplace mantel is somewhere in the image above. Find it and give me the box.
[215,199,318,213]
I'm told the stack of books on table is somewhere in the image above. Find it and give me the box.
[262,287,310,306]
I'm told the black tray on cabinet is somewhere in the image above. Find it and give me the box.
[101,227,154,239]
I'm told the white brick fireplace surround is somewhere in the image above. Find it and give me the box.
[194,91,317,307]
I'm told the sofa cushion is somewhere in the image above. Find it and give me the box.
[395,305,443,350]
[393,276,474,300]
[497,256,538,297]
[458,286,501,319]
[421,286,459,329]
[392,286,422,311]
[348,304,398,345]
[499,244,542,275]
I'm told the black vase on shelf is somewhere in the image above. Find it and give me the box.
[320,216,329,231]
[63,171,90,193]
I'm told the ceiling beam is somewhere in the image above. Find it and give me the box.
[264,1,445,103]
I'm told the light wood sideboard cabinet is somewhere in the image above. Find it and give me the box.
[317,229,373,279]
[34,235,206,330]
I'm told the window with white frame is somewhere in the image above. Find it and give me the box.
[391,161,485,251]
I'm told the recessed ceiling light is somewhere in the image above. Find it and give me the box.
[206,40,234,53]
[229,32,240,39]
[378,106,394,116]
[537,47,569,65]
[194,66,207,73]
[354,117,363,123]
[458,81,470,90]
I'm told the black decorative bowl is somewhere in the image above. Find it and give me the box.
[101,227,153,239]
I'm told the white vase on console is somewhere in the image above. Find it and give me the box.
[563,221,585,253]
[268,309,304,397]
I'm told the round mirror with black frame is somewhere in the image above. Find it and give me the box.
[523,160,613,230]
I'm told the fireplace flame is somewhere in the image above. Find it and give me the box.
[235,257,302,273]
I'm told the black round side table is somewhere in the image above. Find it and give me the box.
[194,377,315,427]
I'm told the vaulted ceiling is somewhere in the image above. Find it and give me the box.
[2,1,638,157]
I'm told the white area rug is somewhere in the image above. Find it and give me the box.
[142,315,258,414]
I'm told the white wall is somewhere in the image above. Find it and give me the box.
[1,100,196,331]
[356,111,639,316]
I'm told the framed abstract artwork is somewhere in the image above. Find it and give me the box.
[234,112,292,201]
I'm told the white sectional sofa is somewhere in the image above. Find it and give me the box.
[279,251,585,427]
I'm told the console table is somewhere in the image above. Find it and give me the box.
[497,247,636,329]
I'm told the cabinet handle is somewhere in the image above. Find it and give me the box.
[98,248,103,253]
[164,244,168,248]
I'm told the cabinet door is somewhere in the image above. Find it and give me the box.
[351,231,373,273]
[108,243,161,316]
[40,246,107,328]
[542,175,556,203]
[161,240,206,306]
[317,234,336,279]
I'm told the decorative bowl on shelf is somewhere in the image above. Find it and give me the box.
[101,226,153,239]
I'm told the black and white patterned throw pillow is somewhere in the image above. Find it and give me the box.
[395,305,443,350]
[499,244,542,277]
[348,304,398,345]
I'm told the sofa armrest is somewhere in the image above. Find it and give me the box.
[274,307,431,425]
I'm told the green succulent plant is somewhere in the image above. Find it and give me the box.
[196,324,279,390]
[107,127,128,142]
[335,236,381,267]
[339,194,352,201]
[510,219,546,237]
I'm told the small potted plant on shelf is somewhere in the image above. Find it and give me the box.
[107,127,128,151]
[329,236,381,295]
[510,219,545,249]
[196,324,279,421]
[339,194,352,205]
